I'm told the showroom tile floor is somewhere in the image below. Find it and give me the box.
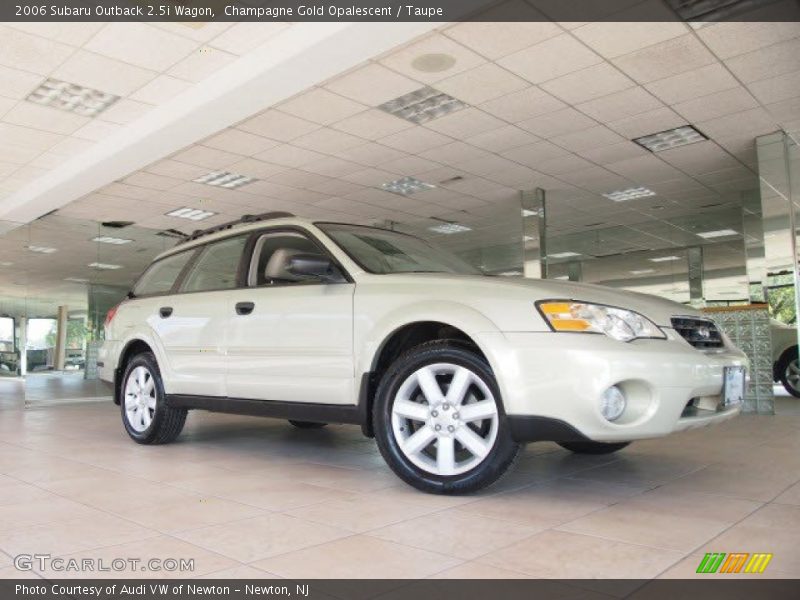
[1,379,799,581]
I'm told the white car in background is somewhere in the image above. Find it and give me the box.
[772,319,799,397]
[99,213,747,494]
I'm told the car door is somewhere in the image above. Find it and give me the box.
[149,235,248,397]
[225,229,355,405]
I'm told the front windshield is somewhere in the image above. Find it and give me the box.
[318,223,482,276]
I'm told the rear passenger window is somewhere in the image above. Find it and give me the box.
[132,251,194,296]
[180,236,248,293]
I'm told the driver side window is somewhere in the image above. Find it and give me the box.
[248,231,328,286]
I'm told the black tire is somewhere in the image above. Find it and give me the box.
[120,352,186,444]
[373,340,521,495]
[289,420,328,429]
[777,347,800,398]
[558,441,630,455]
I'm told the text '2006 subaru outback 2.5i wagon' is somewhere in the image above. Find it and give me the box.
[99,212,748,494]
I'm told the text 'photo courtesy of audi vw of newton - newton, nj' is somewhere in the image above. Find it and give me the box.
[98,212,748,494]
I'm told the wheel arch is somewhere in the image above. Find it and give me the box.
[357,302,504,437]
[775,344,799,381]
[113,337,158,405]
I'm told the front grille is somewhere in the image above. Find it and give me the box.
[671,317,724,350]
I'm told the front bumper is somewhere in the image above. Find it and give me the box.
[478,329,747,443]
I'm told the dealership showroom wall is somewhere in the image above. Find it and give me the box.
[1,1,800,586]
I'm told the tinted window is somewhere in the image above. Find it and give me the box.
[133,251,194,296]
[181,236,248,293]
[248,232,326,286]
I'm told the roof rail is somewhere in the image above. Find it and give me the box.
[177,211,295,245]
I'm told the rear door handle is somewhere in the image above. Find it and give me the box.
[235,301,255,316]
[159,306,173,318]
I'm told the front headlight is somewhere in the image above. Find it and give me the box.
[537,300,665,342]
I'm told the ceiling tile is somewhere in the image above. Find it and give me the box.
[292,128,366,154]
[479,86,566,123]
[53,50,157,97]
[747,69,800,105]
[202,128,280,155]
[764,96,800,126]
[85,23,197,71]
[696,21,800,60]
[341,167,401,186]
[444,17,562,60]
[465,125,539,152]
[518,107,597,138]
[253,144,326,168]
[0,65,44,100]
[424,107,507,138]
[572,20,687,59]
[237,110,320,142]
[419,141,493,167]
[6,22,106,47]
[646,64,739,108]
[332,109,412,140]
[542,63,635,104]
[324,62,421,106]
[612,34,716,84]
[381,154,442,175]
[209,22,290,55]
[536,154,596,175]
[606,155,685,184]
[3,103,89,135]
[171,145,243,169]
[551,125,626,152]
[168,46,237,82]
[455,154,523,177]
[657,141,741,175]
[123,172,183,191]
[0,25,74,75]
[497,34,602,84]
[577,141,649,165]
[129,75,190,104]
[379,127,453,154]
[672,87,759,123]
[576,87,663,123]
[337,142,407,167]
[97,99,153,125]
[378,33,485,84]
[607,106,686,138]
[72,120,122,142]
[500,140,571,168]
[301,156,364,178]
[697,107,779,139]
[436,63,527,105]
[725,37,800,83]
[227,158,288,179]
[145,159,209,180]
[279,87,366,126]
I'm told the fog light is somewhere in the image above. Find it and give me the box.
[600,386,626,421]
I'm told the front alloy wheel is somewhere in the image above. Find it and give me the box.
[374,341,520,494]
[780,355,800,398]
[391,363,499,476]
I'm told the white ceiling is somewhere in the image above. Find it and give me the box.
[1,15,799,311]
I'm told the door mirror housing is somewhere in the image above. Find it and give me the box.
[287,254,343,283]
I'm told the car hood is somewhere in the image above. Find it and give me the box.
[374,273,704,327]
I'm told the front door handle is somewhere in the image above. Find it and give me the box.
[159,306,173,318]
[235,301,255,316]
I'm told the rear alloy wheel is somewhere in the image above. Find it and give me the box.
[121,352,186,444]
[778,349,800,398]
[374,341,520,494]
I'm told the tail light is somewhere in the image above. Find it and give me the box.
[105,304,120,330]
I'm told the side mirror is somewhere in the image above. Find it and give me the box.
[287,253,342,283]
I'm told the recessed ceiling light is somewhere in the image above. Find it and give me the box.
[603,187,656,202]
[91,236,133,245]
[697,228,738,239]
[633,125,707,152]
[429,222,472,234]
[88,262,122,270]
[166,208,216,221]
[649,255,681,263]
[194,171,256,189]
[522,208,542,217]
[26,245,57,254]
[381,176,435,196]
[379,86,467,124]
[630,268,656,275]
[548,251,581,259]
[26,78,119,117]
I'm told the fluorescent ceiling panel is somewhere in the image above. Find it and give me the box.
[27,78,120,117]
[379,86,467,124]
